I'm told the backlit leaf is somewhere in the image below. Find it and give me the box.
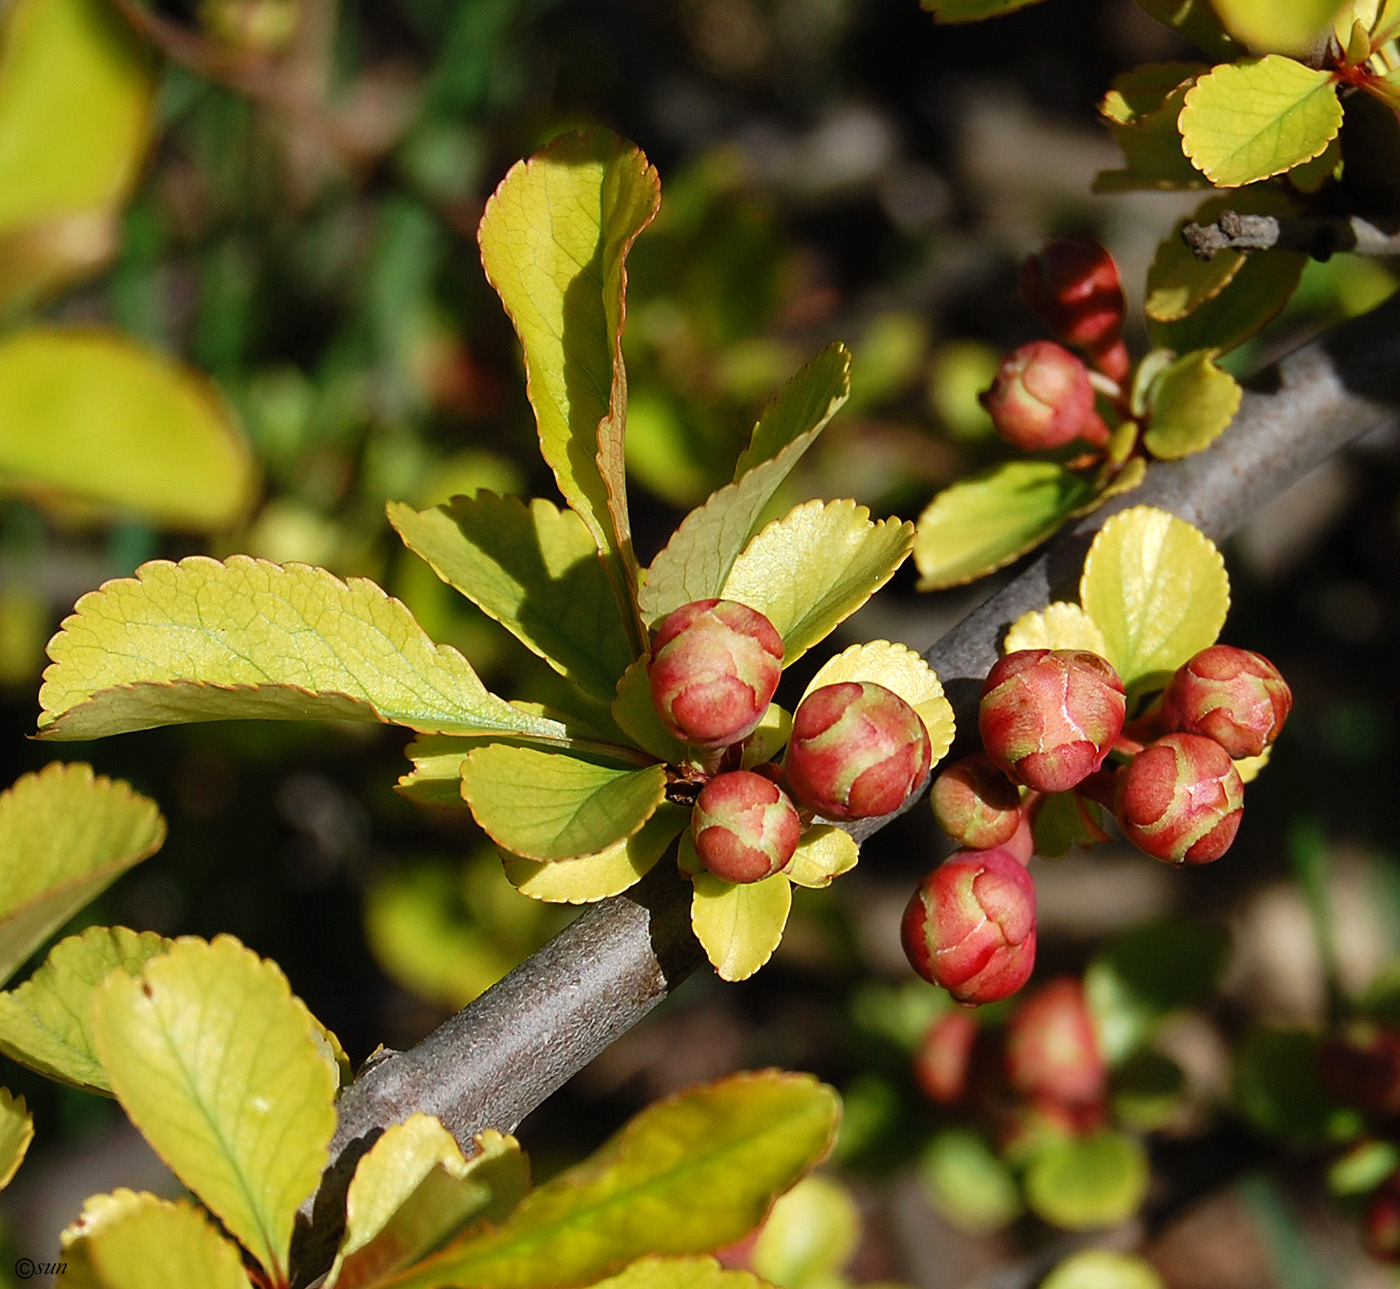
[1213,0,1349,54]
[0,763,164,987]
[38,557,567,742]
[785,827,859,890]
[1143,350,1242,459]
[0,1087,32,1191]
[1094,64,1207,192]
[1004,603,1108,655]
[691,870,792,981]
[589,1257,772,1289]
[1024,1130,1150,1230]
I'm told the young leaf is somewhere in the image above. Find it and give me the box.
[0,329,253,530]
[589,1256,774,1289]
[1143,350,1242,459]
[38,556,568,742]
[382,1070,840,1289]
[1003,602,1109,655]
[0,925,169,1093]
[1212,0,1350,54]
[460,744,667,862]
[388,494,634,702]
[719,500,913,667]
[478,131,660,655]
[396,736,476,809]
[91,936,339,1284]
[691,870,792,981]
[1023,1130,1150,1230]
[1179,57,1342,187]
[1079,507,1229,697]
[1094,64,1208,193]
[0,763,164,987]
[0,1087,32,1191]
[785,826,859,889]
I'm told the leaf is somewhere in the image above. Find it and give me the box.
[501,803,689,904]
[1079,507,1229,698]
[396,736,475,809]
[1032,790,1107,860]
[38,556,568,742]
[786,827,859,889]
[919,0,1047,18]
[719,500,913,667]
[1023,1130,1150,1230]
[919,1129,1021,1236]
[1130,0,1239,57]
[640,346,851,623]
[382,1070,839,1289]
[1179,56,1342,187]
[913,462,1095,591]
[589,1256,774,1289]
[0,763,164,987]
[1234,1027,1360,1145]
[1004,602,1108,654]
[0,329,254,529]
[461,744,667,862]
[478,131,660,653]
[1212,0,1350,54]
[389,494,634,702]
[0,1087,32,1191]
[1041,1250,1166,1289]
[0,925,169,1093]
[610,659,691,764]
[1143,350,1242,459]
[91,935,339,1283]
[1094,64,1208,193]
[691,870,792,982]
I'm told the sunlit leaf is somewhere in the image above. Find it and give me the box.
[589,1256,773,1289]
[751,1174,859,1289]
[0,1087,32,1191]
[1212,0,1350,54]
[1143,350,1242,459]
[1023,1130,1150,1230]
[785,826,859,890]
[396,736,475,809]
[919,1129,1021,1236]
[1094,64,1208,192]
[1004,602,1108,654]
[691,870,792,982]
[1041,1249,1166,1289]
[611,658,691,764]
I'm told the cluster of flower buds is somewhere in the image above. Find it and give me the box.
[980,341,1110,453]
[1020,235,1129,383]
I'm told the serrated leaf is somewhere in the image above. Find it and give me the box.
[396,736,475,809]
[478,130,659,656]
[1094,64,1208,192]
[719,500,913,667]
[389,494,633,701]
[0,763,164,987]
[691,871,792,982]
[461,744,666,863]
[1004,603,1108,654]
[919,0,1046,18]
[1023,1130,1150,1230]
[640,346,851,623]
[611,659,691,764]
[1079,507,1229,697]
[1042,1250,1166,1289]
[0,1087,32,1191]
[590,1256,773,1289]
[382,1070,840,1289]
[37,556,567,742]
[0,329,253,529]
[1143,350,1242,459]
[0,925,169,1093]
[785,826,859,889]
[501,803,688,904]
[91,936,338,1283]
[1213,0,1349,54]
[1180,56,1342,187]
[914,462,1095,591]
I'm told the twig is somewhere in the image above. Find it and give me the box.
[1181,211,1400,261]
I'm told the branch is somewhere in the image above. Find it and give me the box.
[1181,210,1400,261]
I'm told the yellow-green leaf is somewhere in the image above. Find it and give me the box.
[1004,602,1108,654]
[734,343,852,480]
[590,1256,772,1289]
[785,827,859,890]
[38,556,567,742]
[1179,56,1342,187]
[1042,1250,1166,1289]
[611,658,691,764]
[1079,507,1229,697]
[0,329,254,529]
[720,500,913,667]
[1213,0,1350,54]
[0,763,164,987]
[1023,1130,1150,1230]
[691,870,792,982]
[91,936,338,1283]
[0,1087,32,1191]
[1143,350,1242,459]
[461,744,667,862]
[0,925,169,1093]
[1094,64,1208,193]
[396,736,475,809]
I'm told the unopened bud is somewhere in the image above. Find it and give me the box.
[1319,1022,1400,1117]
[1115,732,1244,864]
[1020,236,1129,381]
[1005,977,1106,1109]
[691,770,802,883]
[1161,644,1292,759]
[914,1009,981,1104]
[980,341,1109,452]
[1366,1172,1400,1263]
[930,753,1023,850]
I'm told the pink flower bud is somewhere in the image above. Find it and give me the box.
[1115,732,1244,864]
[1319,1022,1400,1117]
[979,649,1127,795]
[1161,644,1292,759]
[930,753,1023,850]
[1020,236,1129,381]
[901,847,1037,1005]
[980,341,1109,452]
[1005,977,1106,1109]
[914,1009,982,1104]
[691,770,802,884]
[1366,1173,1400,1263]
[648,598,784,749]
[785,681,932,820]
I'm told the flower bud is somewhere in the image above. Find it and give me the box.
[901,847,1037,1005]
[1005,977,1106,1109]
[980,341,1108,452]
[1161,644,1292,759]
[785,681,932,820]
[691,770,802,883]
[1020,236,1129,381]
[1319,1022,1400,1117]
[914,1009,981,1104]
[1115,732,1244,864]
[648,598,784,749]
[1366,1172,1400,1263]
[979,649,1126,794]
[930,753,1023,850]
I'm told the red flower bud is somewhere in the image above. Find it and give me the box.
[901,847,1037,1005]
[979,649,1126,795]
[1319,1022,1400,1117]
[930,753,1023,850]
[1005,977,1106,1108]
[1020,236,1129,381]
[1161,644,1292,759]
[914,1009,981,1104]
[1366,1172,1400,1263]
[648,598,784,749]
[980,341,1109,452]
[785,681,932,820]
[1115,732,1244,864]
[691,770,802,883]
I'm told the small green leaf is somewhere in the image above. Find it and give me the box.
[785,826,859,890]
[751,1174,859,1289]
[691,870,792,982]
[1212,0,1350,54]
[919,1129,1021,1236]
[0,763,164,987]
[38,557,567,742]
[589,1256,774,1289]
[1032,790,1106,859]
[1180,56,1342,187]
[1234,1027,1360,1145]
[1143,350,1242,459]
[396,736,474,809]
[914,462,1095,591]
[1079,507,1229,697]
[1024,1130,1150,1230]
[611,659,691,764]
[1041,1249,1166,1289]
[0,925,169,1093]
[919,0,1047,18]
[0,1087,32,1191]
[1003,602,1108,654]
[1094,64,1208,193]
[1328,1140,1400,1197]
[720,499,913,666]
[388,494,634,702]
[461,744,667,862]
[91,936,339,1283]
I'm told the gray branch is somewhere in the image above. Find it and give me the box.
[1182,210,1400,261]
